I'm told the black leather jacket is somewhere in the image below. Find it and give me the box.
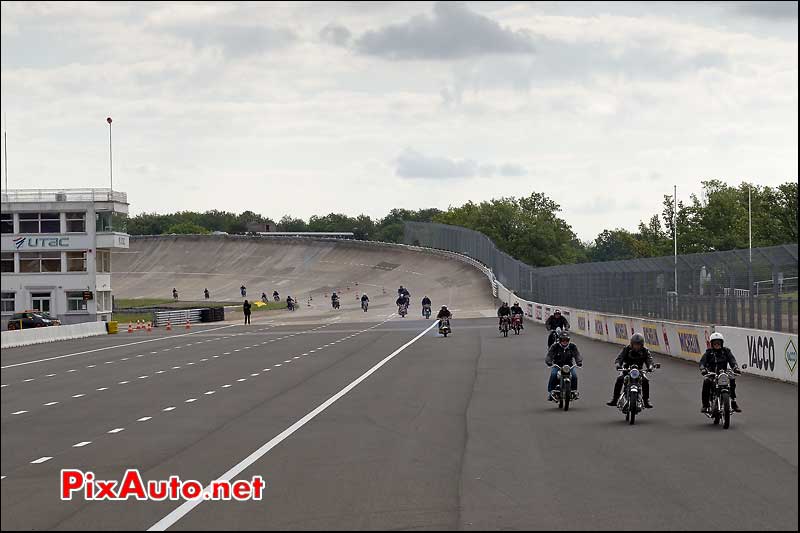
[546,342,583,367]
[700,347,739,373]
[546,315,570,331]
[615,345,654,370]
[497,306,511,317]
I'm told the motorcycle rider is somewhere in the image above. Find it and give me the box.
[606,333,655,408]
[421,295,432,317]
[436,305,452,321]
[396,293,410,314]
[497,302,512,331]
[700,332,742,414]
[240,285,247,297]
[331,291,340,308]
[286,295,295,310]
[546,331,583,401]
[273,290,280,301]
[173,288,178,300]
[545,309,570,332]
[510,302,524,329]
[360,293,369,309]
[204,288,210,300]
[261,292,268,303]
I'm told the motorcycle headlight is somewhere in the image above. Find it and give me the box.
[561,365,571,373]
[630,368,641,380]
[718,373,729,386]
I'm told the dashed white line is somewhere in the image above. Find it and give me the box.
[137,416,152,422]
[108,428,125,434]
[73,441,92,448]
[43,401,59,406]
[31,457,52,464]
[11,411,27,415]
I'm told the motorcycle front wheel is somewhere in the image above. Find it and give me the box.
[722,391,731,429]
[629,391,637,425]
[563,380,571,412]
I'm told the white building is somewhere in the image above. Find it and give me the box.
[1,188,129,327]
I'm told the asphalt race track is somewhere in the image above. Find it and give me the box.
[2,314,797,530]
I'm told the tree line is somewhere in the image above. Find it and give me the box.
[126,180,797,267]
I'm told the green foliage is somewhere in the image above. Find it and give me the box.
[124,180,797,266]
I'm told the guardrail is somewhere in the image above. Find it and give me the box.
[1,322,108,349]
[1,188,128,204]
[153,309,203,327]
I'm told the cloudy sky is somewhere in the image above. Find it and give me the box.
[1,1,797,240]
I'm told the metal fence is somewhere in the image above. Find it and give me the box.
[404,222,799,333]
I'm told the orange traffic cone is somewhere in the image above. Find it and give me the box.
[136,320,142,330]
[185,320,191,330]
[166,320,172,332]
[127,322,133,333]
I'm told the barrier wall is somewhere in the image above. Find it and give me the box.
[1,322,108,349]
[496,279,798,383]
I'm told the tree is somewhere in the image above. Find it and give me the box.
[164,222,209,234]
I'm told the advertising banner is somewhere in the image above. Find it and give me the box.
[716,326,798,383]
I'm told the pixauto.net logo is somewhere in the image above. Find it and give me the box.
[13,237,25,249]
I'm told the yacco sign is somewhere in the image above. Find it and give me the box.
[13,236,70,249]
[747,335,776,372]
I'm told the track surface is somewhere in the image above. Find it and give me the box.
[1,314,796,530]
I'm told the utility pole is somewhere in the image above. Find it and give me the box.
[107,117,113,191]
[673,185,678,294]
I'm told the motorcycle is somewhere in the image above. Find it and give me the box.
[361,300,369,312]
[422,304,432,319]
[511,314,523,335]
[704,365,745,429]
[549,364,578,411]
[617,363,660,425]
[273,294,280,302]
[499,315,511,337]
[332,299,340,310]
[439,318,451,337]
[287,300,296,312]
[398,304,408,318]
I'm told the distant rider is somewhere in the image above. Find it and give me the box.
[700,332,742,413]
[286,296,295,310]
[497,302,512,330]
[204,288,209,300]
[545,309,570,332]
[331,292,340,308]
[421,296,432,317]
[546,331,583,401]
[173,288,178,300]
[510,302,524,329]
[273,290,280,301]
[436,305,452,321]
[261,292,268,303]
[361,294,369,310]
[396,294,410,315]
[606,333,655,409]
[240,285,247,297]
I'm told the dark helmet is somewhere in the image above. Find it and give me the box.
[630,333,645,347]
[558,331,571,342]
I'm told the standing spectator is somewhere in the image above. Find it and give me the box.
[172,288,178,301]
[243,299,252,324]
[204,288,210,300]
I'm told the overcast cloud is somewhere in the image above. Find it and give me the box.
[0,1,796,241]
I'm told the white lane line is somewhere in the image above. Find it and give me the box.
[23,378,35,382]
[221,384,231,388]
[119,381,130,385]
[163,407,176,412]
[185,399,197,403]
[11,411,27,415]
[87,365,96,368]
[138,376,149,379]
[72,394,85,398]
[97,387,108,391]
[1,323,242,369]
[73,441,91,448]
[148,318,436,531]
[43,402,59,406]
[31,457,53,464]
[204,391,215,395]
[46,373,57,377]
[237,378,247,382]
[137,417,152,422]
[108,428,125,434]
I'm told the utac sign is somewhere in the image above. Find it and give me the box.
[13,236,71,249]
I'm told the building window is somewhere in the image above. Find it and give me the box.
[19,252,61,273]
[18,212,61,233]
[1,292,14,313]
[66,291,88,312]
[96,211,127,233]
[67,251,87,272]
[1,252,13,273]
[96,291,112,312]
[97,250,111,273]
[66,212,86,233]
[0,213,12,234]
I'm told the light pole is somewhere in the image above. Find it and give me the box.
[107,117,113,191]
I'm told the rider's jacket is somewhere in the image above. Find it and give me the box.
[546,342,583,367]
[396,296,409,306]
[497,306,511,317]
[545,315,570,331]
[614,345,654,371]
[699,347,739,373]
[421,297,432,306]
[361,295,369,301]
[437,310,452,320]
[331,294,339,300]
[510,305,524,315]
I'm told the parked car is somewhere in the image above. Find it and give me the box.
[6,311,61,330]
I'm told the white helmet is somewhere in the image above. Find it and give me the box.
[710,332,724,345]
